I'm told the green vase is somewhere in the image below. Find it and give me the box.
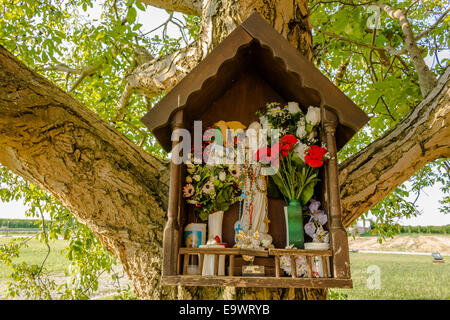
[287,199,304,249]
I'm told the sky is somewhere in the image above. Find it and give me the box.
[0,4,448,226]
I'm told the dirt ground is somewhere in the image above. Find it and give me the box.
[348,234,450,255]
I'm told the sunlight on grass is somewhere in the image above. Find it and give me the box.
[0,237,70,282]
[332,252,450,300]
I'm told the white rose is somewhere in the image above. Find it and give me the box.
[218,171,226,181]
[193,175,201,182]
[287,102,301,114]
[294,142,307,161]
[259,116,271,130]
[305,106,321,126]
[296,123,307,138]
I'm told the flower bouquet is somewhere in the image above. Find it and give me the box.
[255,102,329,249]
[183,155,241,222]
[183,121,244,223]
[304,199,329,243]
[280,197,330,277]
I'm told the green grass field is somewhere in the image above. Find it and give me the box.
[332,252,450,300]
[1,236,449,300]
[0,237,69,282]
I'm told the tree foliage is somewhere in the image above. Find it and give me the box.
[0,0,449,299]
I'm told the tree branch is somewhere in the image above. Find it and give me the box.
[138,0,202,16]
[340,66,450,227]
[114,40,202,121]
[69,63,103,92]
[376,3,438,96]
[312,25,407,56]
[41,64,82,74]
[0,44,170,243]
[40,62,103,92]
[415,7,450,41]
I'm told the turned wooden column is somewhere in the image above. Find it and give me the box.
[322,109,351,279]
[162,110,184,276]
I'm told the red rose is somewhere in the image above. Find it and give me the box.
[281,143,292,152]
[281,144,291,157]
[281,134,298,145]
[255,147,272,163]
[278,134,298,157]
[270,143,281,158]
[304,145,327,167]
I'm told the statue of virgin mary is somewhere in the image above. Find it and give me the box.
[234,121,273,249]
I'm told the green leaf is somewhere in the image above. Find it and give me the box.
[135,1,145,11]
[127,7,137,24]
[300,181,315,206]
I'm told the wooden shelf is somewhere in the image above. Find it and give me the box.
[179,247,269,257]
[269,248,332,256]
[162,275,352,288]
[179,247,332,257]
[174,247,350,287]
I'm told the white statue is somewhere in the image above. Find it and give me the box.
[235,121,273,249]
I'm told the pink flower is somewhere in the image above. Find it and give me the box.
[183,184,195,197]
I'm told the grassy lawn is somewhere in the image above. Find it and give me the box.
[332,252,450,300]
[0,237,70,282]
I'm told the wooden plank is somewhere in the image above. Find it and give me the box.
[322,256,328,278]
[199,254,204,274]
[161,275,353,289]
[177,253,182,275]
[290,256,296,278]
[182,254,188,275]
[323,109,351,280]
[162,110,183,276]
[214,254,219,276]
[306,256,313,278]
[179,247,268,257]
[229,255,235,276]
[269,248,332,256]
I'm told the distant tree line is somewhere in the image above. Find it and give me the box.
[399,225,450,234]
[0,218,41,229]
[361,224,450,236]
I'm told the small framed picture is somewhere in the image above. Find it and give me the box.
[184,230,203,248]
